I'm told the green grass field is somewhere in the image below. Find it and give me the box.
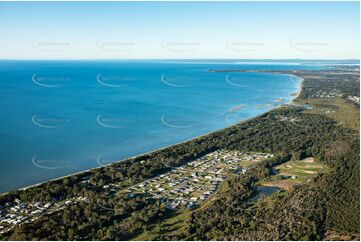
[258,157,328,191]
[300,98,360,131]
[275,158,327,183]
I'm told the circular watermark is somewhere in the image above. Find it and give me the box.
[224,111,250,126]
[226,38,264,52]
[95,191,133,212]
[32,115,70,128]
[32,155,70,170]
[96,74,135,88]
[289,74,302,86]
[96,155,115,167]
[161,39,199,53]
[96,39,135,52]
[160,114,197,129]
[225,74,251,88]
[32,74,70,88]
[160,74,195,87]
[290,38,328,52]
[32,39,70,52]
[96,114,134,129]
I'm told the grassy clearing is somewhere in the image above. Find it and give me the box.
[238,159,260,168]
[259,158,328,191]
[299,98,360,131]
[275,158,327,183]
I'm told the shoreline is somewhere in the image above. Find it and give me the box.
[1,72,304,196]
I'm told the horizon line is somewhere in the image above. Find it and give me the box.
[0,58,359,61]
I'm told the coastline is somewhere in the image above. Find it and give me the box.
[2,72,305,196]
[287,74,304,102]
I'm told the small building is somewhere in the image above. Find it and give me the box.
[187,202,198,210]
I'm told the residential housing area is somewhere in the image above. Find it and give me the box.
[0,196,88,235]
[0,150,274,234]
[124,150,274,210]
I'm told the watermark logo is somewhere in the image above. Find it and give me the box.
[32,115,70,128]
[161,39,199,52]
[96,39,135,52]
[96,195,121,212]
[224,114,238,126]
[290,38,328,52]
[225,74,250,87]
[96,155,114,166]
[160,115,196,129]
[224,112,249,126]
[32,39,70,52]
[32,155,70,170]
[289,74,302,86]
[32,74,70,88]
[226,38,264,52]
[160,74,195,87]
[96,74,135,88]
[96,114,134,129]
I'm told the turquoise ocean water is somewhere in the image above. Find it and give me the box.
[0,60,353,193]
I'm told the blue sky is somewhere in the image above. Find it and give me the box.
[0,1,359,59]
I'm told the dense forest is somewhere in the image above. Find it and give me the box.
[0,67,359,240]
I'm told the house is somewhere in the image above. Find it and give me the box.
[10,207,18,212]
[31,210,42,215]
[187,202,198,210]
[191,172,199,177]
[210,186,217,191]
[44,203,52,208]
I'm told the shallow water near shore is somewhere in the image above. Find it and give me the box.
[0,60,340,193]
